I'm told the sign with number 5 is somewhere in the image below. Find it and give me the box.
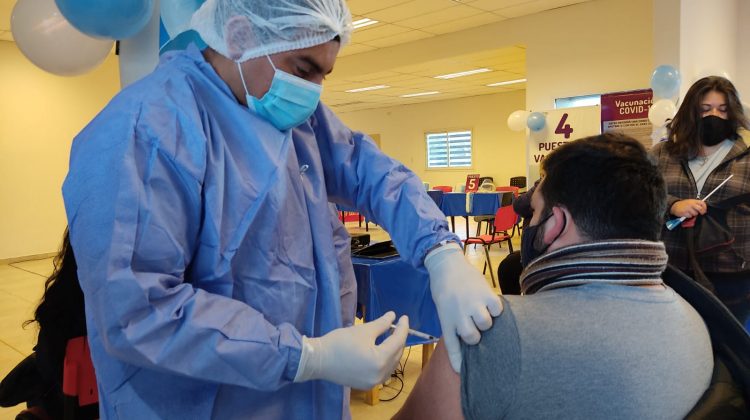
[465,174,480,193]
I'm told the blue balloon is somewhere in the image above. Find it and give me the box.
[651,65,681,99]
[55,0,154,40]
[527,112,546,131]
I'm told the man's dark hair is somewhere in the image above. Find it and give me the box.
[665,76,749,159]
[539,132,666,241]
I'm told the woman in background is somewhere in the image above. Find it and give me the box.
[651,76,750,328]
[0,231,96,420]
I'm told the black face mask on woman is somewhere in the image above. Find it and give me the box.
[700,115,734,146]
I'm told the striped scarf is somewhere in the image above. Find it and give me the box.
[520,239,668,295]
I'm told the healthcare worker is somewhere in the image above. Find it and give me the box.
[62,0,502,418]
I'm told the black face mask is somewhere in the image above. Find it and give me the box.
[700,115,734,146]
[520,212,566,267]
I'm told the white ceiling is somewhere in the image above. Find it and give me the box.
[0,0,595,111]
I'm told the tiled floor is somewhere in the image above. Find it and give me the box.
[0,259,54,419]
[0,219,518,419]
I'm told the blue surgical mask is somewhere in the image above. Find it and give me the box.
[237,56,322,131]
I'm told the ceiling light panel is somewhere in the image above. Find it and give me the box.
[486,78,526,87]
[401,91,440,98]
[434,68,492,79]
[463,70,519,83]
[352,18,379,29]
[345,85,391,93]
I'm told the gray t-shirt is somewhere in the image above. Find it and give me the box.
[460,283,713,419]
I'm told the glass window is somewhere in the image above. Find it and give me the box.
[555,94,601,109]
[426,130,472,168]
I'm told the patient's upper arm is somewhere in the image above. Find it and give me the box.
[392,339,463,420]
[394,297,520,420]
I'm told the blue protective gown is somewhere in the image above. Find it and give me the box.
[62,45,457,419]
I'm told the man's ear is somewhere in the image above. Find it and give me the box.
[542,206,568,244]
[224,16,255,61]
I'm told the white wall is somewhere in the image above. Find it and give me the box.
[654,0,749,101]
[337,90,527,188]
[0,41,120,260]
[523,0,653,111]
[739,1,750,104]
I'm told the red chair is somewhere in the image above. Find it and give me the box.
[432,185,453,193]
[475,186,520,236]
[339,211,369,231]
[496,186,523,235]
[463,205,517,287]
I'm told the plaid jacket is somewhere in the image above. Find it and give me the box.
[651,140,750,273]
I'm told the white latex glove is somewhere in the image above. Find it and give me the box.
[424,242,503,373]
[293,311,408,390]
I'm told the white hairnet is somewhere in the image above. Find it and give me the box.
[191,0,352,62]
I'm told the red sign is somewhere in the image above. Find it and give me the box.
[600,89,654,149]
[465,174,480,193]
[601,89,652,124]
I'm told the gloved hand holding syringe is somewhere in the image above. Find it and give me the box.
[666,174,734,231]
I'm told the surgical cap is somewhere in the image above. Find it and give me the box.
[191,0,352,62]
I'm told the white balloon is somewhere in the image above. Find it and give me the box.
[11,0,113,77]
[507,110,530,132]
[161,0,205,38]
[648,99,677,126]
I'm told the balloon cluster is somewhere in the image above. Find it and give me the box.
[11,0,153,76]
[648,65,681,127]
[507,110,546,132]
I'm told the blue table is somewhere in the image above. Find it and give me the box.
[433,192,505,237]
[352,256,441,347]
[352,255,441,404]
[471,193,502,215]
[426,190,444,208]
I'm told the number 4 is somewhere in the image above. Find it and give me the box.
[555,113,573,139]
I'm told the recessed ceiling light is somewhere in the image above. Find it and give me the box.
[400,91,440,98]
[352,18,379,29]
[434,68,492,79]
[486,78,527,87]
[345,85,390,93]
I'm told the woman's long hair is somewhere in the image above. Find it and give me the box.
[23,229,86,362]
[665,76,749,159]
